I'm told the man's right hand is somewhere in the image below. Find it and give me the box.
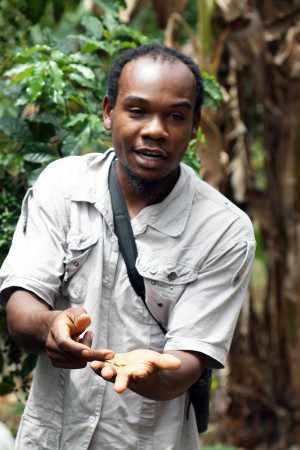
[46,307,115,369]
[6,290,114,369]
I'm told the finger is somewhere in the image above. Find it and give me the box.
[51,359,88,369]
[132,367,148,379]
[101,365,117,380]
[80,331,93,347]
[47,349,89,369]
[74,313,91,331]
[90,360,105,371]
[153,353,182,370]
[114,372,130,394]
[56,336,94,357]
[87,349,115,361]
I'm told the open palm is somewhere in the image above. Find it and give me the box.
[90,349,181,393]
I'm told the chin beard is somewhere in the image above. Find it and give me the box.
[124,166,168,201]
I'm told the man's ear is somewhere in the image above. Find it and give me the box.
[190,109,201,139]
[103,95,114,130]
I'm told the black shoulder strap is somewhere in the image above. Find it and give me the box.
[109,158,210,433]
[108,159,166,333]
[108,159,145,300]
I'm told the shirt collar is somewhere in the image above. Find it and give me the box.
[70,149,197,238]
[131,164,196,238]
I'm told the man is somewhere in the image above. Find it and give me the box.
[0,44,255,449]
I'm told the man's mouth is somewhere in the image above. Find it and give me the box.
[134,148,167,160]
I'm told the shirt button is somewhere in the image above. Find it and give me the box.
[168,272,176,281]
[88,415,96,424]
[157,302,163,307]
[110,235,115,243]
[149,266,158,275]
[74,261,79,267]
[103,275,109,284]
[151,280,156,285]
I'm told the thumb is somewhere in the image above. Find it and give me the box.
[71,313,91,338]
[153,353,182,371]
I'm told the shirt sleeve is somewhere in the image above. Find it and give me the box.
[164,238,256,369]
[0,168,67,308]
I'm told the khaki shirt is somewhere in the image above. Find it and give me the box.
[0,149,255,449]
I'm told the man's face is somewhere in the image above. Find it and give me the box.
[103,56,200,185]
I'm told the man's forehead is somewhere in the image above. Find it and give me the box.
[121,55,192,77]
[118,56,196,97]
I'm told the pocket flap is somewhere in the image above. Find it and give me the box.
[136,253,197,285]
[67,228,99,251]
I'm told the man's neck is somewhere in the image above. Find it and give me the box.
[116,162,180,219]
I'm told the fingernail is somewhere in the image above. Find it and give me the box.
[105,353,114,359]
[82,350,90,356]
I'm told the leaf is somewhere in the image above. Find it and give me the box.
[43,28,71,55]
[62,113,88,128]
[0,78,24,100]
[0,117,33,143]
[52,0,65,22]
[70,52,103,68]
[51,50,68,66]
[28,166,47,186]
[93,0,119,16]
[67,96,89,111]
[8,66,35,87]
[4,63,36,78]
[61,124,91,156]
[81,15,103,39]
[26,62,47,102]
[0,376,15,396]
[15,45,51,57]
[69,64,95,80]
[69,72,97,89]
[76,35,106,52]
[25,0,47,24]
[48,61,65,103]
[27,112,62,127]
[20,354,38,378]
[23,143,57,164]
[202,72,223,107]
[102,13,118,35]
[88,114,105,133]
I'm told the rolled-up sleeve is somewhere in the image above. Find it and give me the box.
[164,238,256,368]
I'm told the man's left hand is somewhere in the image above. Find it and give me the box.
[90,349,181,393]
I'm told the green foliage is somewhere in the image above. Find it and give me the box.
[1,11,149,185]
[0,0,223,397]
[202,72,223,107]
[183,128,205,177]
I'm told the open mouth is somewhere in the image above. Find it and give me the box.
[135,149,167,161]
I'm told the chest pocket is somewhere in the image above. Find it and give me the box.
[61,229,99,305]
[136,253,198,328]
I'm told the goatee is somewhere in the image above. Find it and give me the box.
[124,166,168,201]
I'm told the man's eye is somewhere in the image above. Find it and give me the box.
[170,113,184,121]
[129,108,144,115]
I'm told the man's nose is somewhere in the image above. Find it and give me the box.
[140,115,168,139]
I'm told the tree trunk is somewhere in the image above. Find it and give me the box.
[221,2,300,447]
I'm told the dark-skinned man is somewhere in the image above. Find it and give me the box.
[0,44,255,450]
